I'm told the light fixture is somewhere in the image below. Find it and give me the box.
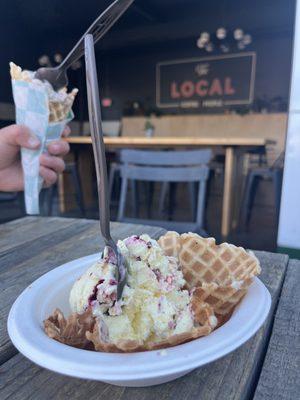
[233,28,244,40]
[205,43,214,52]
[37,53,82,71]
[220,43,230,53]
[216,27,226,40]
[243,34,252,45]
[54,53,63,63]
[38,55,51,67]
[200,32,210,42]
[196,28,252,53]
[197,37,206,48]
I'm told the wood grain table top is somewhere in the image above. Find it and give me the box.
[0,217,298,400]
[66,136,272,147]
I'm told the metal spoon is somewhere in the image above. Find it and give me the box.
[85,33,126,300]
[35,0,134,91]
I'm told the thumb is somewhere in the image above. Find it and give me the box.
[1,124,40,150]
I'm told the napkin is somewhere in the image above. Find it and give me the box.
[10,62,78,214]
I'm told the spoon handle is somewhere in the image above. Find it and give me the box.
[59,0,134,73]
[85,34,111,243]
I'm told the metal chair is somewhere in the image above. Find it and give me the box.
[117,149,212,234]
[239,152,284,228]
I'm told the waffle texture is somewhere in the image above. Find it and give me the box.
[44,308,95,350]
[158,232,261,315]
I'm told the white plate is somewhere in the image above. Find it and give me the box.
[8,253,271,387]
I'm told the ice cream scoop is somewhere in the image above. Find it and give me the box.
[69,234,197,346]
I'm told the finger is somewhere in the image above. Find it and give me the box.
[40,153,65,173]
[1,124,40,151]
[39,166,57,187]
[62,125,71,137]
[47,140,70,156]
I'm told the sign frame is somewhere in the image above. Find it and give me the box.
[156,52,256,109]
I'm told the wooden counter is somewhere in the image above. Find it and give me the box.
[66,136,270,147]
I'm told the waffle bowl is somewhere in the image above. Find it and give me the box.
[158,232,261,316]
[44,308,95,350]
[44,291,216,352]
[85,297,215,353]
[43,232,260,353]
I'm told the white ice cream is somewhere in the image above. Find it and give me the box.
[70,234,194,345]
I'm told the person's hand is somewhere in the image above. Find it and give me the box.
[0,124,70,192]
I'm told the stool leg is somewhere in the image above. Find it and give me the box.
[195,180,207,231]
[70,167,85,216]
[240,173,255,228]
[273,169,283,222]
[131,180,139,217]
[118,177,128,221]
[159,182,169,217]
[147,182,154,218]
[168,183,177,220]
[39,188,50,216]
[47,186,56,216]
[108,164,117,202]
[188,182,197,220]
[246,175,260,227]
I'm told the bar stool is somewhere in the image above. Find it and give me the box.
[239,153,284,228]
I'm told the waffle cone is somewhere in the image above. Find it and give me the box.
[49,88,78,122]
[10,62,78,123]
[158,232,261,315]
[44,308,95,349]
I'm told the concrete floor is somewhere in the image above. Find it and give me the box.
[0,174,278,252]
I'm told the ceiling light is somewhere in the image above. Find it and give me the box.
[216,27,227,40]
[243,34,252,45]
[234,28,244,40]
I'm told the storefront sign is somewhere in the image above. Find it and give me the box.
[156,52,256,108]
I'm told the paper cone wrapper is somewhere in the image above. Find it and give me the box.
[11,73,75,214]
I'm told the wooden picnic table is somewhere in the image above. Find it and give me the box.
[64,136,273,237]
[0,217,299,400]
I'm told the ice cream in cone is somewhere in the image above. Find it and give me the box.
[9,62,78,122]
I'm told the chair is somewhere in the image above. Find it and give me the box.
[239,152,284,228]
[117,149,212,234]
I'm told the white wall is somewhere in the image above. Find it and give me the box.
[277,0,300,249]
